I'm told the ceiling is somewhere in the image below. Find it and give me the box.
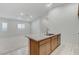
[0,3,68,22]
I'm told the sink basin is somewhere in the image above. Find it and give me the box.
[46,33,54,36]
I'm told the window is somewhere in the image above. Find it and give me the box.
[17,24,25,29]
[2,22,8,31]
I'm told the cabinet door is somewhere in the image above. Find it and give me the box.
[39,42,51,55]
[30,40,39,55]
[51,36,58,51]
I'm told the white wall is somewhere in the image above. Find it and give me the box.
[31,19,41,34]
[46,4,79,44]
[0,19,30,54]
[31,4,79,43]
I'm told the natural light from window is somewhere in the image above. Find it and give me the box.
[17,24,25,29]
[2,22,8,31]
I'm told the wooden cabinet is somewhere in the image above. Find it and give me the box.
[51,35,58,51]
[29,34,61,55]
[39,39,51,55]
[40,42,51,55]
[30,39,39,55]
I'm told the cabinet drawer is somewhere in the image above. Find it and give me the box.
[39,38,50,45]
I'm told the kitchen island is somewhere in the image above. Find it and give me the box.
[27,33,61,55]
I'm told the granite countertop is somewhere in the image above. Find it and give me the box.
[26,33,60,41]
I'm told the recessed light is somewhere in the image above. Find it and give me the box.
[46,3,53,7]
